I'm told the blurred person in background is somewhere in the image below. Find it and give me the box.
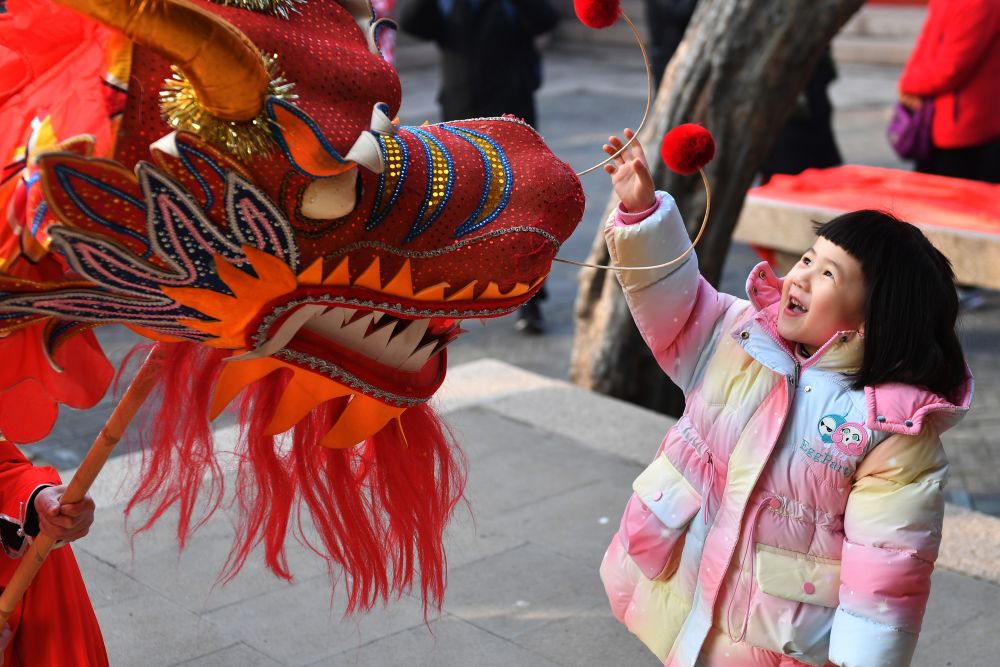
[899,0,1000,309]
[397,0,559,333]
[759,50,843,184]
[643,0,698,88]
[899,0,1000,183]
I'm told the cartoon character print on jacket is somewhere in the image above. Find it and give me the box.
[831,421,869,457]
[817,414,846,443]
[800,412,871,481]
[818,413,869,456]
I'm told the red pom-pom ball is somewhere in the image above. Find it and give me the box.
[660,124,716,175]
[574,0,621,29]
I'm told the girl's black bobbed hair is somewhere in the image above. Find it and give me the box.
[816,210,967,397]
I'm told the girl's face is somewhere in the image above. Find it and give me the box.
[777,237,866,353]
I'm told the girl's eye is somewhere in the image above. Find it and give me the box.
[824,270,834,278]
[802,257,811,266]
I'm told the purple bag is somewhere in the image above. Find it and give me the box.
[887,101,934,161]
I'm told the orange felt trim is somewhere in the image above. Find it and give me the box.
[323,256,351,286]
[163,248,299,348]
[320,394,403,449]
[297,258,324,286]
[382,260,413,297]
[264,369,352,435]
[210,357,287,419]
[353,257,382,291]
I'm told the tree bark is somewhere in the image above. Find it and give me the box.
[570,0,864,415]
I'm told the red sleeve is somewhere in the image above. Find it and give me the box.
[0,440,61,555]
[900,0,1000,97]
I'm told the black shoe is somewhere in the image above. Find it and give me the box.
[516,300,544,335]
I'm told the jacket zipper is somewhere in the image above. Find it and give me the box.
[750,317,803,387]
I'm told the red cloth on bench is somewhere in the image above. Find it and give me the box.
[749,165,1000,235]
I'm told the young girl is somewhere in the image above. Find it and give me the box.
[598,130,972,667]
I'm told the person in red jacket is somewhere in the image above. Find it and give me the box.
[0,440,108,666]
[899,0,1000,183]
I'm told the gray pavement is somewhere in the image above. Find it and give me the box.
[74,360,1000,666]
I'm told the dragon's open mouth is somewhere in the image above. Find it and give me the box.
[240,303,464,405]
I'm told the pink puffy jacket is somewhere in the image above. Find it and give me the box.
[600,193,973,667]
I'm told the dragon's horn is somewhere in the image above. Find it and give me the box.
[55,0,269,122]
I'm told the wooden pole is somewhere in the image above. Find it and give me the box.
[0,344,169,625]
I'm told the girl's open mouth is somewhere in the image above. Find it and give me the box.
[786,296,808,314]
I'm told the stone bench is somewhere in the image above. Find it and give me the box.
[733,165,1000,289]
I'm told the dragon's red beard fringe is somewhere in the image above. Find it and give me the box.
[120,341,467,615]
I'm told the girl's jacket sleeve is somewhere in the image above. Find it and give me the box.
[828,429,948,667]
[0,439,60,557]
[604,191,745,393]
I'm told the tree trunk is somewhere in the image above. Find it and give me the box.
[570,0,864,415]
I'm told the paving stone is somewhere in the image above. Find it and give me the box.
[441,503,527,571]
[94,593,230,667]
[322,615,563,667]
[490,385,673,466]
[80,503,330,614]
[915,570,1000,666]
[446,408,637,520]
[483,479,636,570]
[176,643,283,667]
[938,504,1000,583]
[442,542,603,641]
[203,574,427,666]
[515,602,660,667]
[74,548,150,611]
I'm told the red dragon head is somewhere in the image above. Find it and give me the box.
[1,0,584,446]
[0,0,584,611]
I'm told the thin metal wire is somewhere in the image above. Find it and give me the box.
[575,12,653,177]
[554,170,711,272]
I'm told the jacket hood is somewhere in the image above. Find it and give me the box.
[745,261,784,312]
[744,261,974,435]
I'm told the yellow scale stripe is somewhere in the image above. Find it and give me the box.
[425,141,448,219]
[470,134,505,222]
[379,136,404,212]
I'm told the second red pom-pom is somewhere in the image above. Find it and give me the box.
[574,0,622,30]
[660,124,716,176]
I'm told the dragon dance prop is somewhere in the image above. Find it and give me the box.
[0,0,586,613]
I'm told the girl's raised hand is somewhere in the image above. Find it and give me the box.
[603,128,656,213]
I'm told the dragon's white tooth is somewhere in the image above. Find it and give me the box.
[338,312,375,341]
[398,339,440,372]
[378,318,430,368]
[355,320,397,358]
[320,306,351,328]
[224,304,325,362]
[371,311,384,323]
[308,307,350,339]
